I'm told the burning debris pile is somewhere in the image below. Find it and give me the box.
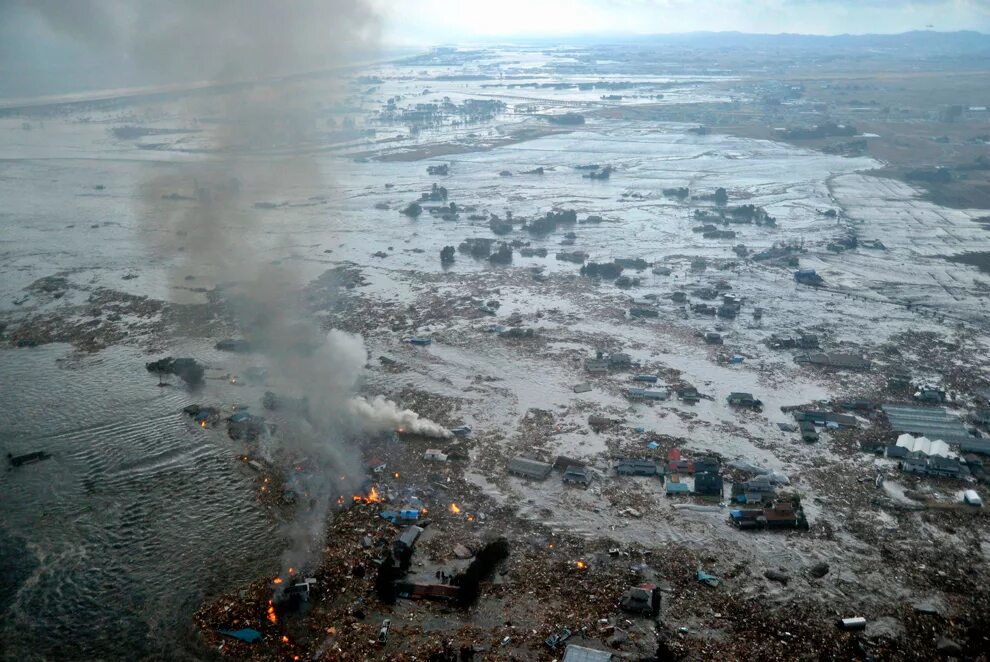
[195,502,399,660]
[196,415,990,661]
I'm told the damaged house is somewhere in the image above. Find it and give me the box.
[562,465,594,487]
[727,392,762,409]
[795,352,871,370]
[732,475,777,503]
[694,470,724,497]
[888,434,968,478]
[227,412,268,441]
[619,583,661,616]
[730,501,807,530]
[626,387,669,401]
[793,410,858,429]
[615,458,661,476]
[508,456,553,480]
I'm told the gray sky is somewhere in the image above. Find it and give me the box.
[1,0,988,99]
[382,0,990,42]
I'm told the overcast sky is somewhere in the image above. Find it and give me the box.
[381,0,990,42]
[1,0,989,99]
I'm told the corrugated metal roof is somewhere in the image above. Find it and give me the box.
[508,456,552,478]
[882,405,970,443]
[615,458,659,475]
[960,438,990,455]
[895,434,956,458]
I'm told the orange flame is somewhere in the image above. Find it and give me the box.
[353,486,383,504]
[272,577,283,584]
[397,426,406,434]
[449,503,462,514]
[281,635,289,644]
[266,600,277,624]
[199,420,207,428]
[575,561,588,570]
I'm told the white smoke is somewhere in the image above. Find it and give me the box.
[348,395,453,439]
[279,328,451,440]
[12,1,446,574]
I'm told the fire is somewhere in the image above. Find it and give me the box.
[449,503,462,514]
[281,635,289,644]
[353,486,383,504]
[397,426,406,434]
[288,567,295,574]
[420,507,429,515]
[272,577,283,585]
[393,472,400,479]
[230,377,237,384]
[575,560,588,570]
[266,601,277,624]
[199,420,207,428]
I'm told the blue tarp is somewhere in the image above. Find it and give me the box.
[381,510,420,524]
[219,628,263,643]
[647,441,660,450]
[229,412,252,423]
[697,568,721,587]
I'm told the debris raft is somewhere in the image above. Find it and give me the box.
[145,356,205,387]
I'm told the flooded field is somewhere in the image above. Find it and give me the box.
[2,42,990,660]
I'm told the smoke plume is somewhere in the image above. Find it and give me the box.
[349,396,454,438]
[17,1,451,574]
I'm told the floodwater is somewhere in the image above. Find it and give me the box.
[2,47,989,660]
[0,343,279,660]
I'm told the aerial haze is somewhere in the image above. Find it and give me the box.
[1,1,990,660]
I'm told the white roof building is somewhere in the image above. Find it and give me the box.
[895,433,956,459]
